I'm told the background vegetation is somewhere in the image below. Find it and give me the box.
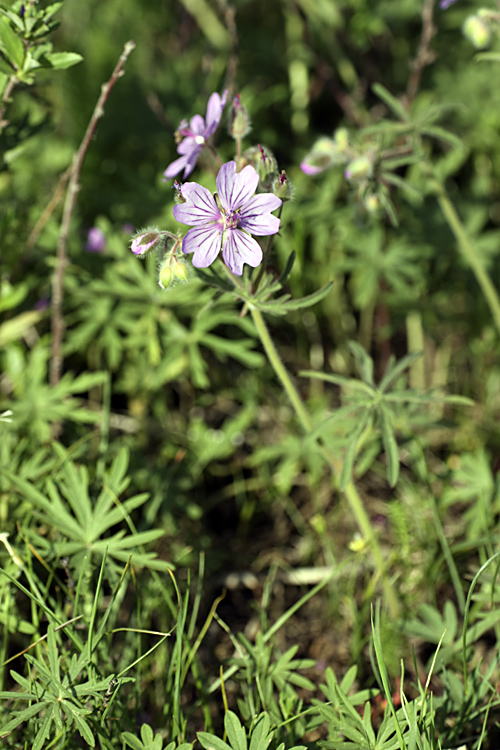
[2,0,500,748]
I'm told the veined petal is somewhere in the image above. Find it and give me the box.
[239,212,280,236]
[241,192,282,215]
[239,193,281,237]
[173,184,220,226]
[182,225,222,267]
[217,162,259,212]
[222,229,262,275]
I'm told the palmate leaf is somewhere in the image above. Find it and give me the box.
[2,446,170,570]
[301,341,472,489]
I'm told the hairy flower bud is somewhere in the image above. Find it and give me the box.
[334,127,350,152]
[300,133,352,176]
[241,145,277,191]
[158,262,173,289]
[229,94,251,138]
[364,194,380,215]
[158,255,190,289]
[344,156,373,182]
[272,170,293,202]
[463,14,491,48]
[131,229,163,257]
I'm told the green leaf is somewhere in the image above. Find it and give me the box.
[372,82,408,121]
[340,411,370,490]
[32,706,54,750]
[71,709,95,746]
[43,51,83,69]
[379,405,399,488]
[121,732,144,750]
[0,701,47,734]
[197,731,232,750]
[253,282,333,315]
[348,341,374,386]
[0,17,24,69]
[249,713,272,750]
[0,311,44,347]
[276,281,333,312]
[225,711,247,750]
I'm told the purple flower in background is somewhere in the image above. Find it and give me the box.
[123,223,134,234]
[440,0,458,8]
[173,160,282,275]
[164,91,228,180]
[85,227,106,252]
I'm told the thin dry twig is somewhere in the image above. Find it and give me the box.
[405,0,436,106]
[50,40,136,392]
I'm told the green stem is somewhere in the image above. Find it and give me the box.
[431,174,500,338]
[250,306,400,618]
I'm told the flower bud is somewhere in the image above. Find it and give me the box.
[172,257,190,282]
[158,262,173,289]
[300,136,350,176]
[241,145,277,191]
[229,94,251,139]
[272,170,293,202]
[334,127,350,152]
[131,229,163,257]
[344,156,373,182]
[364,194,380,215]
[158,255,190,289]
[463,14,491,48]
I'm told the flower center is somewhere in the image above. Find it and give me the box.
[214,194,241,231]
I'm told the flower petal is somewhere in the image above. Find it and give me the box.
[189,114,206,136]
[222,229,262,275]
[239,212,280,236]
[238,193,282,235]
[205,91,227,137]
[174,184,220,226]
[177,137,200,155]
[164,154,190,179]
[182,225,222,267]
[217,162,259,212]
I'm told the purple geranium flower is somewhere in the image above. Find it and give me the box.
[164,91,228,180]
[440,0,458,8]
[173,160,282,275]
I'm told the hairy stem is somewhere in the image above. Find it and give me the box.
[431,174,500,338]
[250,305,400,618]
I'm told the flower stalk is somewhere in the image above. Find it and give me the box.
[428,169,500,338]
[249,305,400,619]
